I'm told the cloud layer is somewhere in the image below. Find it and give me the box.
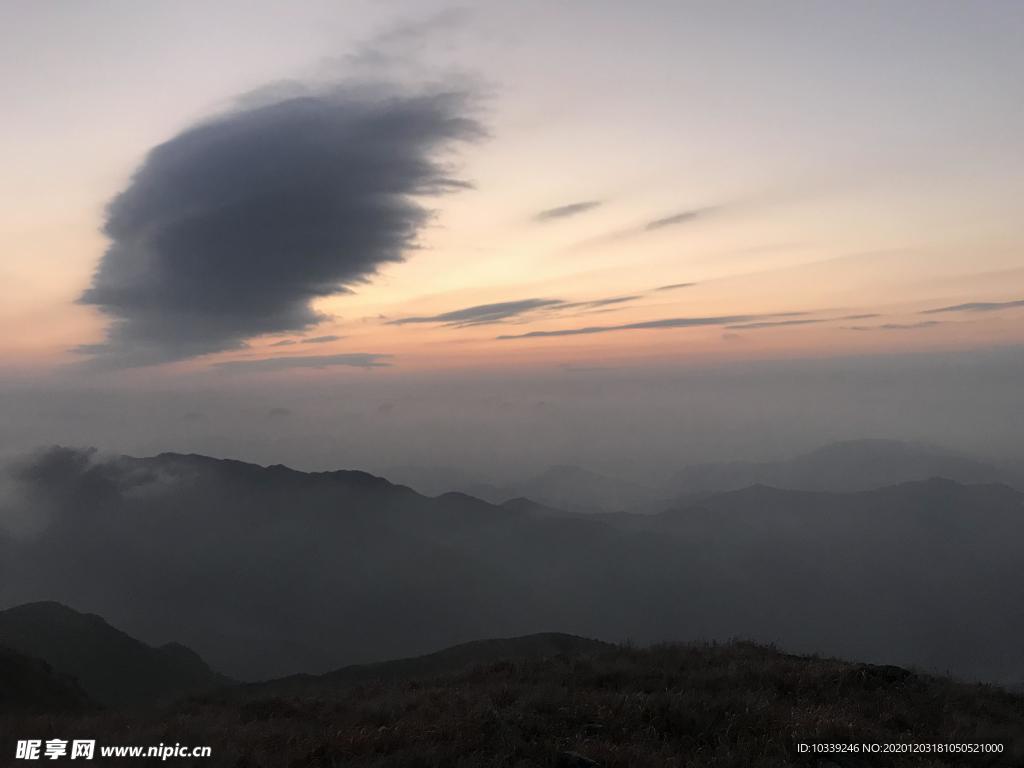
[78,84,479,366]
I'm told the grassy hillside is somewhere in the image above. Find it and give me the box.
[235,632,611,700]
[3,638,1022,767]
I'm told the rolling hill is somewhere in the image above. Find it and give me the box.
[3,635,1023,767]
[0,602,230,707]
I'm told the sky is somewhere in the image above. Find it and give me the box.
[1,0,1022,473]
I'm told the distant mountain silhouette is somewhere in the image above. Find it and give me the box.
[514,465,663,513]
[379,464,495,499]
[499,496,580,519]
[0,645,94,714]
[670,439,1019,493]
[4,447,1024,685]
[389,462,663,513]
[0,602,230,707]
[387,440,1018,515]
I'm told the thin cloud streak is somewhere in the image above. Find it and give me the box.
[535,200,602,222]
[390,298,564,327]
[644,207,717,231]
[654,282,697,292]
[725,319,824,330]
[922,299,1024,315]
[560,296,640,310]
[845,321,943,331]
[497,313,807,340]
[214,353,391,371]
[569,204,721,251]
[390,293,646,328]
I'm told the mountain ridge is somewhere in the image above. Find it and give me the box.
[4,445,1024,685]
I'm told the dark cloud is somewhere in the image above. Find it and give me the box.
[846,321,943,331]
[214,353,391,371]
[725,319,824,330]
[390,298,564,327]
[654,282,697,292]
[922,299,1024,315]
[301,335,343,344]
[497,313,806,340]
[269,339,296,347]
[266,407,292,419]
[77,84,480,366]
[839,313,881,320]
[534,200,602,222]
[644,207,717,231]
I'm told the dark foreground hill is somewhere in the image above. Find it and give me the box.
[2,638,1023,767]
[0,602,229,707]
[0,646,94,715]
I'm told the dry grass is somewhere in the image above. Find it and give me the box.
[3,642,1023,767]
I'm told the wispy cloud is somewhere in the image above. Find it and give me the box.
[571,204,721,250]
[214,353,391,371]
[347,7,472,71]
[725,319,824,330]
[560,295,641,310]
[653,282,697,292]
[922,299,1024,315]
[535,200,602,222]
[390,290,653,328]
[644,207,717,231]
[845,321,943,331]
[390,298,564,327]
[497,313,806,340]
[301,335,343,344]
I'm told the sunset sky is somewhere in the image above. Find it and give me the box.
[2,0,1023,382]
